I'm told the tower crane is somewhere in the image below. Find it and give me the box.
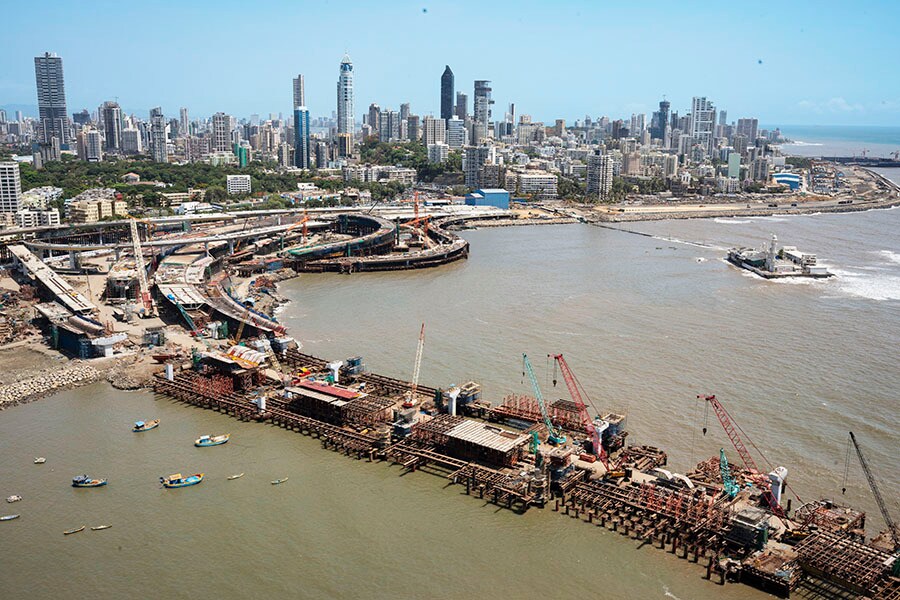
[846,431,898,550]
[698,394,786,518]
[129,218,154,316]
[522,353,566,445]
[403,323,425,408]
[550,353,606,465]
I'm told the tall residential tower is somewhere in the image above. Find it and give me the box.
[34,52,70,148]
[440,66,454,121]
[336,54,354,135]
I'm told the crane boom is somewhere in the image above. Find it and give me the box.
[404,323,425,406]
[551,354,605,464]
[523,354,565,445]
[699,394,785,518]
[849,431,898,547]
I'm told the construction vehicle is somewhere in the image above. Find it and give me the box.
[522,353,565,445]
[550,353,606,466]
[720,448,740,499]
[280,212,310,250]
[699,394,788,519]
[846,431,898,551]
[403,323,425,408]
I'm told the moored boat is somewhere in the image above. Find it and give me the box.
[271,477,288,485]
[72,475,108,488]
[91,525,112,531]
[227,473,244,480]
[6,495,22,503]
[160,473,204,488]
[195,433,230,447]
[133,419,160,432]
[63,525,85,535]
[1,514,20,521]
[34,457,46,464]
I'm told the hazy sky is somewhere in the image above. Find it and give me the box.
[3,0,899,127]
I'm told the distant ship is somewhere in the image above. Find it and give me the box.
[727,234,833,279]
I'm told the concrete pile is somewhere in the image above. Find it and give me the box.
[0,363,101,408]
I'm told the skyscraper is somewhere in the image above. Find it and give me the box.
[455,92,467,120]
[651,99,670,140]
[423,117,446,146]
[34,52,70,148]
[690,96,716,155]
[149,107,167,163]
[293,75,306,109]
[100,101,123,151]
[336,54,354,135]
[587,152,613,200]
[212,112,230,152]
[367,103,381,134]
[736,118,759,144]
[294,107,310,169]
[179,107,189,138]
[440,66,454,121]
[473,81,493,144]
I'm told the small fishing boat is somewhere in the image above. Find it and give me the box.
[271,477,289,485]
[1,514,20,521]
[160,473,204,488]
[72,475,108,488]
[91,525,112,531]
[6,495,22,503]
[63,525,85,535]
[133,419,160,432]
[34,457,46,464]
[227,473,244,480]
[195,433,230,447]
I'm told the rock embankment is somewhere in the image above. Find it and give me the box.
[0,363,101,409]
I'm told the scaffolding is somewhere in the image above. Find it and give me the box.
[794,530,894,595]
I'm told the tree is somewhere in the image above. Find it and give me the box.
[204,186,227,203]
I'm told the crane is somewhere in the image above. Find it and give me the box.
[550,353,606,465]
[129,218,154,316]
[698,394,786,518]
[522,353,566,445]
[847,431,898,549]
[720,448,740,500]
[403,323,425,408]
[280,212,310,249]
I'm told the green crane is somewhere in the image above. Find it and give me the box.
[720,448,740,499]
[522,353,566,445]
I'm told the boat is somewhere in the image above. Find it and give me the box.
[91,525,112,531]
[6,495,22,503]
[34,457,46,464]
[1,514,20,521]
[133,419,160,432]
[72,475,108,488]
[63,525,85,535]
[194,433,230,447]
[227,473,244,480]
[160,473,204,488]
[271,477,288,485]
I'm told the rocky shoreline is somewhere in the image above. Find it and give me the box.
[0,362,102,409]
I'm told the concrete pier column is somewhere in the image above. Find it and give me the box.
[69,251,78,270]
[228,240,234,255]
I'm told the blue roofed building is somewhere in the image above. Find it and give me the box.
[772,172,801,191]
[465,188,509,209]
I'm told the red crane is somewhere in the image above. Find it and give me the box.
[551,353,608,468]
[698,394,786,518]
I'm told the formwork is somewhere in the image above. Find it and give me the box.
[794,530,894,596]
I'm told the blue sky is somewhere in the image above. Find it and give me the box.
[2,0,899,127]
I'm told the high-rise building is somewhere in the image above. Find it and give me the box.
[423,117,446,146]
[336,54,354,135]
[367,103,381,135]
[736,118,759,145]
[447,117,467,149]
[149,107,168,163]
[293,74,305,109]
[407,116,421,141]
[100,101,123,151]
[294,106,310,169]
[690,96,716,155]
[34,52,70,149]
[0,110,6,124]
[650,99,670,141]
[122,128,142,154]
[463,145,493,188]
[179,107,189,138]
[0,162,22,213]
[212,112,230,152]
[473,81,493,144]
[378,110,401,142]
[77,127,103,162]
[455,92,468,120]
[586,152,614,200]
[400,103,410,122]
[440,66,454,121]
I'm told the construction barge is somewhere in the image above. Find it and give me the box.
[728,234,833,279]
[153,346,900,599]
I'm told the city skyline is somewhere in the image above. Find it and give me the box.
[2,1,900,127]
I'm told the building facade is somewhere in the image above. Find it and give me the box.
[34,52,70,148]
[586,153,614,199]
[337,54,354,136]
[100,101,123,151]
[473,80,493,144]
[294,107,310,169]
[441,65,454,121]
[0,162,22,213]
[226,174,252,195]
[150,107,167,163]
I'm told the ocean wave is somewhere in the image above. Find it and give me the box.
[663,586,682,600]
[779,140,824,147]
[713,218,752,224]
[830,268,900,301]
[876,250,900,265]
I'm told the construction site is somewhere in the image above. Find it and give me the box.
[0,198,898,599]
